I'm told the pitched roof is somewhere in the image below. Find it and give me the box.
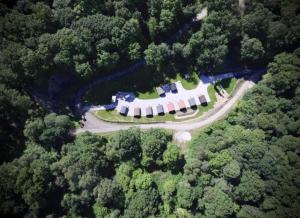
[156,87,165,95]
[134,107,141,116]
[199,95,207,104]
[188,97,196,107]
[156,104,164,114]
[146,106,153,116]
[167,102,175,112]
[170,83,177,92]
[120,106,128,115]
[178,99,186,109]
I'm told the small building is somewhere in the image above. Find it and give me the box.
[188,97,197,108]
[134,107,141,117]
[167,102,175,113]
[120,106,129,115]
[156,87,165,96]
[156,104,164,115]
[178,100,186,110]
[170,83,177,93]
[199,95,207,105]
[146,106,153,117]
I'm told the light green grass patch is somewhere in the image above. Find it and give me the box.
[170,71,200,90]
[93,84,218,124]
[94,110,176,123]
[220,77,238,95]
[84,68,160,105]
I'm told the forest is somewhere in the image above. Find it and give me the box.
[0,0,299,217]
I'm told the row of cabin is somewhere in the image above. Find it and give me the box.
[156,83,177,96]
[120,95,207,116]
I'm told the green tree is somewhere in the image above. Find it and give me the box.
[93,178,123,207]
[163,144,184,172]
[242,4,274,39]
[241,36,265,63]
[0,84,32,162]
[176,181,194,209]
[124,188,160,218]
[130,169,153,190]
[144,43,171,71]
[24,113,75,150]
[115,162,135,192]
[128,42,141,61]
[141,128,172,168]
[201,187,237,218]
[237,205,263,218]
[107,127,141,162]
[223,160,241,180]
[186,25,228,71]
[234,171,265,203]
[53,134,111,192]
[147,17,159,40]
[1,145,58,216]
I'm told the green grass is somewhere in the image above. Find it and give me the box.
[93,84,218,124]
[178,84,217,121]
[84,67,202,105]
[170,71,200,90]
[94,110,177,123]
[137,89,158,99]
[208,84,217,103]
[84,67,161,105]
[219,78,238,95]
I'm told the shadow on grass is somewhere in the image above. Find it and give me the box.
[220,78,232,89]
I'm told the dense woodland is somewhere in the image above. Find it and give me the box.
[0,0,299,217]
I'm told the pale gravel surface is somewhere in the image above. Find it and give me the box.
[75,79,256,134]
[174,131,192,143]
[109,81,210,117]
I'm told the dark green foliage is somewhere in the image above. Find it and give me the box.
[187,49,300,217]
[24,113,75,150]
[107,127,141,162]
[176,180,195,209]
[234,171,265,203]
[201,187,237,218]
[0,84,32,162]
[0,0,299,217]
[163,143,184,172]
[124,188,160,218]
[241,36,265,63]
[242,3,275,39]
[141,128,172,169]
[0,145,58,217]
[144,43,172,71]
[1,50,300,216]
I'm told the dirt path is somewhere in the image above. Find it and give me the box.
[75,78,256,134]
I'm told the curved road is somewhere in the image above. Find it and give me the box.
[72,9,208,115]
[75,78,256,134]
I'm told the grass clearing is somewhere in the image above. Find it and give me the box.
[84,67,161,105]
[94,110,177,123]
[84,67,202,105]
[170,71,200,90]
[93,84,218,124]
[220,77,238,95]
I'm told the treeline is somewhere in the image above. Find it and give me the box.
[185,48,300,217]
[0,0,299,161]
[1,49,299,217]
[0,0,196,163]
[0,0,299,216]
